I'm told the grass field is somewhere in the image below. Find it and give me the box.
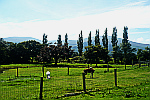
[0,64,150,99]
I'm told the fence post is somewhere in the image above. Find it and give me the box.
[114,69,117,87]
[42,66,44,77]
[132,59,133,67]
[82,72,86,92]
[16,67,18,77]
[39,77,43,99]
[68,66,69,75]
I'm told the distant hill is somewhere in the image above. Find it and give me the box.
[3,36,150,53]
[49,36,150,52]
[4,37,42,43]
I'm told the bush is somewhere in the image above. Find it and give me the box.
[108,61,114,64]
[0,68,4,73]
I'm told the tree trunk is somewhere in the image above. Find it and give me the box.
[125,58,126,69]
[55,56,58,66]
[132,59,133,67]
[107,64,109,72]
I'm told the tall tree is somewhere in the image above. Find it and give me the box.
[77,30,83,56]
[121,26,136,69]
[65,33,68,46]
[111,27,118,63]
[88,31,92,46]
[57,34,62,47]
[122,26,128,69]
[84,45,109,66]
[102,28,108,49]
[43,33,48,45]
[0,38,9,64]
[145,47,150,61]
[102,28,109,65]
[95,29,100,45]
[19,40,41,63]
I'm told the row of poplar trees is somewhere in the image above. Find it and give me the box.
[77,26,137,69]
[39,33,74,66]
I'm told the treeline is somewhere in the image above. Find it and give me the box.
[78,27,150,67]
[0,26,150,66]
[0,38,42,64]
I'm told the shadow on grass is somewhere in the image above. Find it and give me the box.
[85,77,99,79]
[15,75,40,77]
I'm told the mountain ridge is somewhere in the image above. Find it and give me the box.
[3,37,150,52]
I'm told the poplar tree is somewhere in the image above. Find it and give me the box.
[77,30,83,56]
[95,29,100,45]
[65,33,68,47]
[88,31,92,46]
[111,27,118,64]
[122,26,128,69]
[102,28,109,71]
[43,33,48,45]
[120,26,136,69]
[57,34,62,47]
[102,28,108,49]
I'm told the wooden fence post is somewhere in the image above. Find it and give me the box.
[68,66,69,75]
[39,77,43,99]
[82,73,86,92]
[132,59,133,67]
[114,69,117,87]
[42,66,44,77]
[16,67,18,77]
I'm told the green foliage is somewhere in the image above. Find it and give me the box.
[111,27,118,64]
[137,47,150,61]
[120,27,137,66]
[88,31,92,46]
[84,45,109,65]
[65,33,68,47]
[43,33,48,45]
[122,26,128,44]
[65,33,68,44]
[77,30,83,56]
[102,28,108,49]
[102,28,109,64]
[0,38,42,64]
[57,34,62,47]
[95,29,100,45]
[111,27,118,47]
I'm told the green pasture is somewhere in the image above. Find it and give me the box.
[0,65,150,99]
[0,63,132,69]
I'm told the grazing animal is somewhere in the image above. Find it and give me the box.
[84,67,95,78]
[46,71,50,79]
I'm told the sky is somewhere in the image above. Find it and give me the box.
[0,0,150,44]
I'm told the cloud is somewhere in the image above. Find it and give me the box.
[132,37,144,43]
[137,37,144,42]
[146,39,150,41]
[130,31,150,34]
[126,0,147,6]
[0,1,150,43]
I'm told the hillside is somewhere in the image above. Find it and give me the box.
[4,37,41,43]
[3,36,150,52]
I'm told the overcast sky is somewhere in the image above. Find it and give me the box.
[0,0,150,44]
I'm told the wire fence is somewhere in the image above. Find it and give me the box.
[0,67,86,99]
[1,64,149,99]
[133,60,150,67]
